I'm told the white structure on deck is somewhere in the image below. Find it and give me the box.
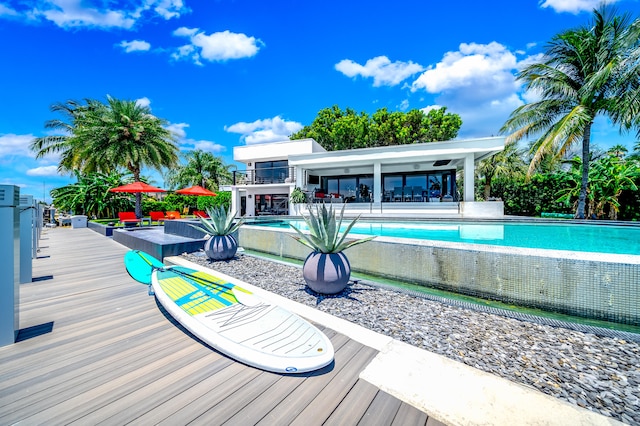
[229,137,505,218]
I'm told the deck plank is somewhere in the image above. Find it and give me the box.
[0,227,436,425]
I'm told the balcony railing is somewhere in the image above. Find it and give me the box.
[233,167,296,185]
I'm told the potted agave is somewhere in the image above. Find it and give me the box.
[190,205,244,260]
[290,203,374,294]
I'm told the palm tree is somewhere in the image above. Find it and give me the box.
[165,150,235,191]
[501,6,640,219]
[33,96,179,218]
[476,141,527,200]
[31,99,104,173]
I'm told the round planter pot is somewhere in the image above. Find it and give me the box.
[302,251,351,295]
[204,235,238,260]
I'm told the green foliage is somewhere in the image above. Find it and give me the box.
[141,198,167,215]
[501,6,640,219]
[189,205,244,236]
[32,96,180,218]
[289,187,307,204]
[50,171,133,218]
[165,150,235,191]
[289,203,375,253]
[290,105,461,151]
[197,191,231,211]
[490,174,573,216]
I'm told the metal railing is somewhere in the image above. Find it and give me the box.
[233,167,296,185]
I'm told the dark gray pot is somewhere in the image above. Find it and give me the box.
[204,235,238,260]
[302,252,351,295]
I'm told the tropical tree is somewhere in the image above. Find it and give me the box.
[165,150,235,191]
[476,141,527,200]
[32,96,180,218]
[500,6,640,219]
[50,171,133,218]
[31,99,103,173]
[291,105,462,151]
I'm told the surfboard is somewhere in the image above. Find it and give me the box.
[124,250,334,374]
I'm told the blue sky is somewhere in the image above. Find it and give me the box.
[1,0,640,203]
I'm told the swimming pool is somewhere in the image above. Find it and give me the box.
[239,219,640,327]
[253,219,640,256]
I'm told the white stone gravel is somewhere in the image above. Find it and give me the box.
[182,251,640,425]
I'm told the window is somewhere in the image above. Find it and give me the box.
[255,160,289,184]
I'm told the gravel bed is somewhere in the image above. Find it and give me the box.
[182,251,640,424]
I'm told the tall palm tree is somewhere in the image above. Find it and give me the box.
[476,142,527,200]
[31,99,104,173]
[500,6,640,219]
[32,96,179,217]
[165,150,235,191]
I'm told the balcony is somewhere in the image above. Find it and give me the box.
[233,167,296,185]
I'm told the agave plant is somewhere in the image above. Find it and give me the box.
[189,205,244,260]
[189,205,244,236]
[289,203,374,254]
[290,203,374,294]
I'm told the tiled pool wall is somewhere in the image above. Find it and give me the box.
[239,226,640,326]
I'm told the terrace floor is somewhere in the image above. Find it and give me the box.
[0,227,618,425]
[0,227,440,425]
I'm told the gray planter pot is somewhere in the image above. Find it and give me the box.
[302,251,351,294]
[204,235,238,260]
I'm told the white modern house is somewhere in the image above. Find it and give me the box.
[229,136,506,218]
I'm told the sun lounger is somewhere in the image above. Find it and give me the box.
[149,211,167,224]
[118,212,142,226]
[165,211,181,219]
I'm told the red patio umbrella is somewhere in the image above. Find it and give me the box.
[109,182,166,193]
[175,185,217,196]
[109,181,166,219]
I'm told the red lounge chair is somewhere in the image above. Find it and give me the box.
[165,211,181,220]
[118,212,142,226]
[193,210,209,218]
[149,211,167,224]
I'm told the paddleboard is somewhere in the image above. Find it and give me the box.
[124,250,334,374]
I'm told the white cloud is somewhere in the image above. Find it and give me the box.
[166,123,224,153]
[0,133,33,157]
[0,4,18,16]
[27,165,59,177]
[136,97,151,108]
[172,27,263,64]
[185,140,225,153]
[36,1,137,29]
[411,42,535,137]
[167,122,188,139]
[539,0,620,14]
[336,56,424,87]
[119,40,151,53]
[225,116,303,145]
[412,42,519,98]
[398,99,410,111]
[151,0,187,19]
[4,0,187,29]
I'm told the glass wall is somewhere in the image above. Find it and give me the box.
[319,174,374,203]
[382,170,456,202]
[255,194,289,215]
[255,160,289,184]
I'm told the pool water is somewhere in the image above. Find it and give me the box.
[254,220,640,256]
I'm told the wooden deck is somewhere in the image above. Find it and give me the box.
[0,227,443,425]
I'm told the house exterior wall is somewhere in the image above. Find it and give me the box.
[230,137,506,218]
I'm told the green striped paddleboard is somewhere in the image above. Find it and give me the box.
[124,250,334,374]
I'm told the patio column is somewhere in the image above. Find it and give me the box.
[295,167,305,189]
[230,187,241,217]
[464,154,475,202]
[373,161,382,205]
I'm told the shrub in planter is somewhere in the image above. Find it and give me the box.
[289,203,374,294]
[189,206,245,260]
